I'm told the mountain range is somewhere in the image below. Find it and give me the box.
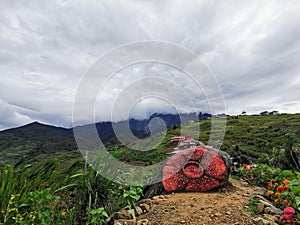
[0,112,211,166]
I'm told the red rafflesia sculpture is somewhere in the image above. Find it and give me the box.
[143,147,231,198]
[163,148,228,192]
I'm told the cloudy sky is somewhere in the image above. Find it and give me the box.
[1,0,300,130]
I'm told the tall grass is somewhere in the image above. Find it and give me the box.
[0,165,15,222]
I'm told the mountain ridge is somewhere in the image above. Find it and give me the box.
[2,112,299,169]
[0,112,210,166]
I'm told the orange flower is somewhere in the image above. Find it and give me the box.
[283,186,289,191]
[267,190,274,195]
[61,211,66,217]
[282,180,291,185]
[267,182,272,188]
[277,186,285,192]
[274,199,279,204]
[275,192,280,198]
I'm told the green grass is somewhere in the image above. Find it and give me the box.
[106,114,300,166]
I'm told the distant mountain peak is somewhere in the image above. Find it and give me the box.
[26,121,43,126]
[21,121,67,130]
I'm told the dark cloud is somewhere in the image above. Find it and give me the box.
[0,0,300,130]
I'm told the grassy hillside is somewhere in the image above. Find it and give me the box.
[1,113,300,168]
[0,122,77,167]
[109,113,300,168]
[216,114,300,164]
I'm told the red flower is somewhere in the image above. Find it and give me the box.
[282,200,289,205]
[284,207,295,215]
[280,214,293,221]
[267,182,272,188]
[277,186,285,192]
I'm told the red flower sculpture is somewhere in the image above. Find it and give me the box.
[162,148,227,192]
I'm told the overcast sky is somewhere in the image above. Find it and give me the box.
[1,0,300,130]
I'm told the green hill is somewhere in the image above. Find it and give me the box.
[97,113,300,169]
[171,113,300,167]
[0,122,77,167]
[1,113,300,168]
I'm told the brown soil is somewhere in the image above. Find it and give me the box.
[138,178,258,225]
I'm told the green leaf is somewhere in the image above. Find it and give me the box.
[281,170,296,179]
[289,186,300,195]
[19,203,29,207]
[89,207,108,217]
[54,183,77,193]
[69,173,84,179]
[89,210,98,215]
[295,196,300,209]
[131,195,140,201]
[289,179,300,186]
[102,210,109,218]
[279,191,289,198]
[123,193,129,198]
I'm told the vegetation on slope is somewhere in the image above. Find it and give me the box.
[0,122,77,167]
[111,114,300,169]
[0,113,300,224]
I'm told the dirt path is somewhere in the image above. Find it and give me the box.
[138,178,259,225]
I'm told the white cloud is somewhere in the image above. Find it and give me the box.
[0,99,32,130]
[0,0,300,130]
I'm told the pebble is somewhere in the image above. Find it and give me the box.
[139,203,151,213]
[241,181,249,186]
[264,206,283,215]
[137,219,150,225]
[114,219,135,225]
[263,214,278,223]
[152,195,165,200]
[253,217,271,225]
[134,206,143,215]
